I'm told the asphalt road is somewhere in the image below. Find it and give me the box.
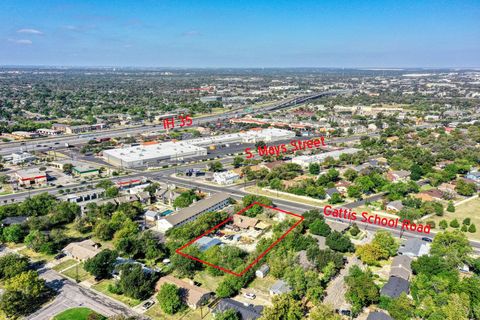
[0,90,345,156]
[26,269,141,320]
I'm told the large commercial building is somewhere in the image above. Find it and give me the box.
[157,192,230,232]
[291,148,361,167]
[103,128,295,168]
[103,141,207,168]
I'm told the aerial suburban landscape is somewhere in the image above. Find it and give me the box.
[1,1,479,320]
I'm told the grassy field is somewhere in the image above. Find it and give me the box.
[92,279,141,307]
[61,263,92,282]
[17,248,55,262]
[246,186,328,207]
[427,196,480,240]
[52,259,78,272]
[193,271,225,292]
[53,307,106,320]
[145,302,212,320]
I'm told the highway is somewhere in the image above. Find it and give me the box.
[0,90,346,156]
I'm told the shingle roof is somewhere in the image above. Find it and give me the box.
[367,311,393,320]
[63,239,100,260]
[156,275,212,307]
[380,276,409,298]
[270,280,292,294]
[214,298,263,320]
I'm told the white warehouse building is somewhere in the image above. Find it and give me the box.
[103,128,295,168]
[292,148,361,167]
[103,141,207,168]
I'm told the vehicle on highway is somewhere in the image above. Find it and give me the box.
[244,293,256,300]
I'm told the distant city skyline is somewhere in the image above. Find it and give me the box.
[1,0,479,68]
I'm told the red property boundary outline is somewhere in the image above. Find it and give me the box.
[175,202,304,277]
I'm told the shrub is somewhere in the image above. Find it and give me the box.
[469,224,477,233]
[449,219,460,228]
[463,218,471,225]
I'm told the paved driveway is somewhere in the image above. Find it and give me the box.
[26,269,141,320]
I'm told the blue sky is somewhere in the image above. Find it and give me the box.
[0,0,479,68]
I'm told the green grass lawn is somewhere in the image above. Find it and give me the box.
[91,279,141,307]
[53,307,106,320]
[427,196,480,240]
[17,248,55,262]
[61,263,92,282]
[145,301,211,320]
[193,271,225,292]
[52,259,78,272]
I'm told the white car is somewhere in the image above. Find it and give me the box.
[244,293,256,300]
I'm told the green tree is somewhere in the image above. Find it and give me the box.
[62,163,74,174]
[157,283,183,315]
[232,156,244,168]
[463,218,471,225]
[328,193,343,204]
[326,231,354,252]
[85,249,118,280]
[343,169,358,182]
[410,163,423,181]
[105,186,120,198]
[113,263,157,300]
[387,292,415,320]
[215,309,240,320]
[308,304,340,319]
[0,253,29,280]
[309,219,331,236]
[259,294,304,320]
[447,201,455,212]
[455,179,476,196]
[345,266,379,316]
[347,185,362,199]
[209,161,224,172]
[439,219,448,229]
[431,230,473,268]
[2,224,25,243]
[309,163,320,175]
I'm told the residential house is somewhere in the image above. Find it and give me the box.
[398,238,431,258]
[297,250,315,270]
[335,180,352,194]
[325,187,341,200]
[1,216,28,227]
[144,210,160,222]
[255,264,270,278]
[270,280,292,296]
[136,191,151,205]
[367,311,393,320]
[438,182,457,196]
[233,215,259,230]
[380,276,409,298]
[386,200,404,213]
[390,255,413,281]
[155,275,212,309]
[466,171,480,185]
[63,239,101,261]
[386,170,410,183]
[212,298,263,320]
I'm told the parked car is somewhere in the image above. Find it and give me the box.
[54,253,66,260]
[142,300,154,310]
[243,293,256,300]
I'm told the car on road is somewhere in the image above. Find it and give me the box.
[243,293,256,300]
[142,300,154,310]
[421,237,433,242]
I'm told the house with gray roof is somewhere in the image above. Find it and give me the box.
[380,276,409,298]
[269,280,292,296]
[390,255,413,280]
[367,311,393,320]
[195,236,223,252]
[398,238,430,258]
[213,298,263,320]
